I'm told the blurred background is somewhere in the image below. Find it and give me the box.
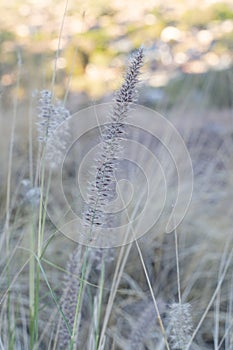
[0,0,233,111]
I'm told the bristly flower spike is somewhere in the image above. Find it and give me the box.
[83,48,144,233]
[37,90,70,168]
[59,48,144,348]
[169,302,193,349]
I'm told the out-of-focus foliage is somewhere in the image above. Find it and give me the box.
[0,0,232,107]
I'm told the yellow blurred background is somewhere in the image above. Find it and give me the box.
[0,0,233,108]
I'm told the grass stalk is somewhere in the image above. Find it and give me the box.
[95,259,105,349]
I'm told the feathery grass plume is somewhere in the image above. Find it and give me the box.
[169,302,193,349]
[37,90,70,168]
[83,47,144,277]
[83,47,144,236]
[59,246,85,349]
[59,49,144,349]
[37,90,53,143]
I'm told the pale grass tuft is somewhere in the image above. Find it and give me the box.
[169,302,193,349]
[37,90,70,168]
[59,246,84,348]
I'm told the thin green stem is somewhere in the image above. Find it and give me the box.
[51,0,69,96]
[4,49,21,350]
[95,259,105,349]
[69,246,90,350]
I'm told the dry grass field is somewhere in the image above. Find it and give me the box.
[0,1,233,349]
